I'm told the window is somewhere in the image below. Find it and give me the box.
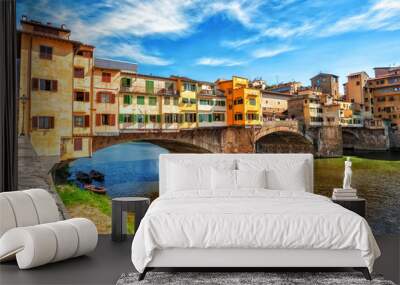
[164,113,179,123]
[39,45,53,60]
[173,97,179,105]
[96,92,115,103]
[145,80,154,94]
[234,113,243,121]
[149,97,157,105]
[164,97,170,105]
[182,98,189,104]
[119,114,132,123]
[123,95,132,105]
[137,96,145,105]
[76,50,92,58]
[213,113,225,122]
[249,98,256,105]
[200,99,209,105]
[184,113,196,122]
[32,78,58,92]
[74,91,89,102]
[74,67,84,78]
[198,113,211,122]
[183,82,196,91]
[234,98,243,105]
[137,114,145,123]
[356,81,360,86]
[149,115,159,123]
[96,114,115,126]
[121,78,132,87]
[246,113,259,121]
[32,116,54,129]
[215,100,225,106]
[74,138,83,151]
[102,72,111,83]
[190,98,196,104]
[73,115,87,127]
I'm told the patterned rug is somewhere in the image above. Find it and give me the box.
[116,271,395,285]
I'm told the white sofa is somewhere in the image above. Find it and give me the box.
[0,188,98,269]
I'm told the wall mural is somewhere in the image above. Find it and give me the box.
[16,8,400,234]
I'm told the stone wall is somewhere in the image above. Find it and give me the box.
[389,129,400,149]
[342,127,389,150]
[307,126,343,157]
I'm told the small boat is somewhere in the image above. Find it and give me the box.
[83,184,106,194]
[76,171,92,183]
[89,170,105,182]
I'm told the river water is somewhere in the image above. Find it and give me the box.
[68,142,399,234]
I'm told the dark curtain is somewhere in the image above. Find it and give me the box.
[0,0,17,192]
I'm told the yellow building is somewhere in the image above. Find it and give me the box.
[18,18,88,159]
[171,76,198,129]
[119,74,177,131]
[217,76,262,126]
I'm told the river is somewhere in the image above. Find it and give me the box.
[67,141,400,235]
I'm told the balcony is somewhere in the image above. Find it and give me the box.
[120,86,131,93]
[157,88,177,96]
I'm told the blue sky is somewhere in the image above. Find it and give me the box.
[17,0,400,90]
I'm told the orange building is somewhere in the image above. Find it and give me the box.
[217,76,262,126]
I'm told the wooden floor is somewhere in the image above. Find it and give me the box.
[0,235,398,285]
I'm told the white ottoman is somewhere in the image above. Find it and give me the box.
[0,189,98,269]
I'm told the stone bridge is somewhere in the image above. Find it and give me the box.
[92,121,303,154]
[92,121,390,157]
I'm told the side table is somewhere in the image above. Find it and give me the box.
[112,197,150,242]
[332,198,366,218]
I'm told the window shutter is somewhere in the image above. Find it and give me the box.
[111,93,115,104]
[96,93,101,103]
[131,114,136,123]
[50,117,55,128]
[84,115,90,127]
[157,114,161,123]
[208,114,212,122]
[144,114,149,123]
[32,78,39,90]
[32,116,38,128]
[119,114,124,123]
[51,80,58,92]
[96,114,101,126]
[74,138,83,151]
[110,114,116,126]
[84,92,90,102]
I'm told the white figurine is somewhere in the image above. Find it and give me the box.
[343,157,352,190]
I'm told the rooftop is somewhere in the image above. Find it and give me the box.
[310,73,339,80]
[20,16,71,33]
[94,58,137,73]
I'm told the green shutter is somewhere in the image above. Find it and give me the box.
[131,114,136,123]
[208,114,212,122]
[157,114,161,123]
[119,114,124,123]
[145,80,154,94]
[137,96,144,105]
[124,95,131,104]
[144,114,149,123]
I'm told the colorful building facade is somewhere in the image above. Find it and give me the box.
[217,76,262,127]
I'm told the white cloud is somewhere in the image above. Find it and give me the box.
[196,57,245,66]
[323,0,400,36]
[252,46,297,58]
[96,43,173,66]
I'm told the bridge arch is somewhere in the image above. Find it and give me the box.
[255,130,314,154]
[342,129,360,150]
